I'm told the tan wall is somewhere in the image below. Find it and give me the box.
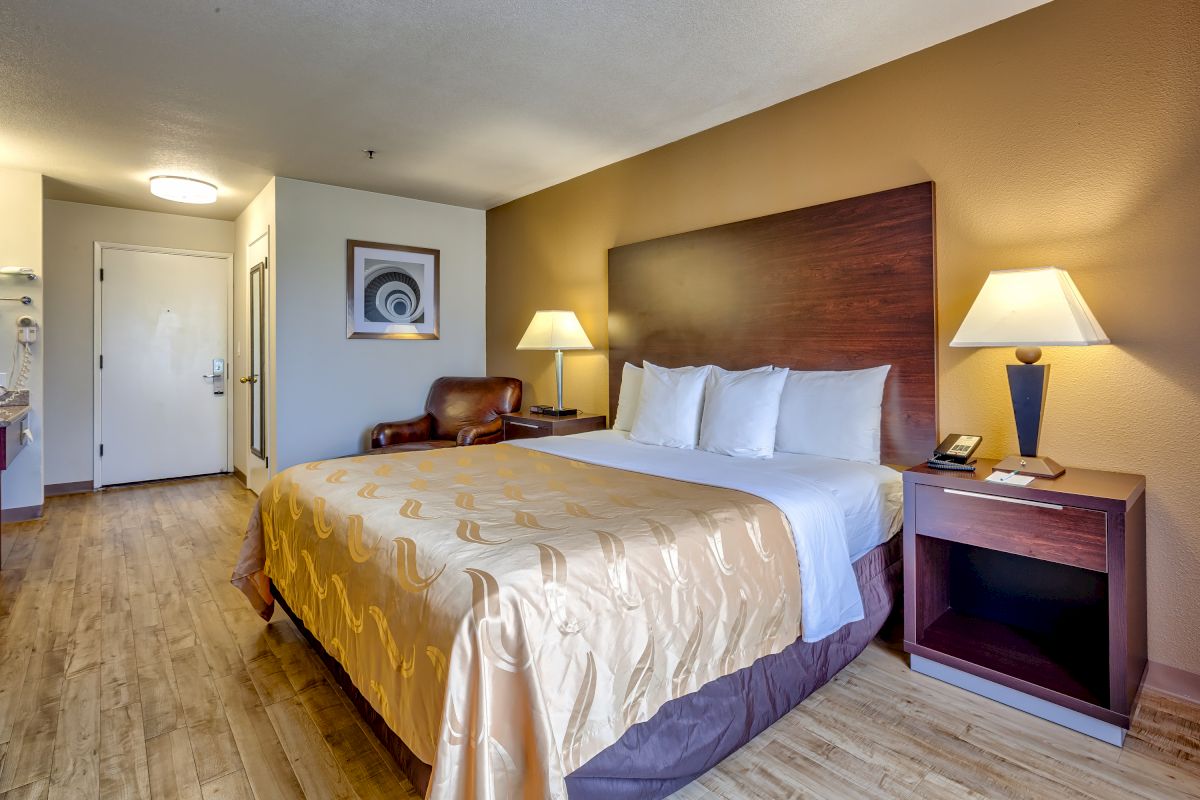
[43,200,235,486]
[486,0,1200,672]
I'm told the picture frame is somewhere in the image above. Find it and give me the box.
[346,239,440,339]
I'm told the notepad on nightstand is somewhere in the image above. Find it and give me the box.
[986,470,1036,486]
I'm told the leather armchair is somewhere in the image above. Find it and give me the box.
[370,377,522,453]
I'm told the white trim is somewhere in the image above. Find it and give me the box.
[93,241,234,488]
[243,227,271,494]
[910,655,1126,747]
[93,243,101,489]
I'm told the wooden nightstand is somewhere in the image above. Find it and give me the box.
[501,410,606,440]
[903,459,1146,745]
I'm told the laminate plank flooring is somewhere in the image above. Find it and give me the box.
[0,476,1196,799]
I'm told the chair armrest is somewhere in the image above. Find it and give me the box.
[371,414,434,448]
[457,418,504,446]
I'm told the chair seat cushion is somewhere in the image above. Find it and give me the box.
[372,440,458,454]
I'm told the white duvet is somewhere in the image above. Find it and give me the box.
[512,429,902,643]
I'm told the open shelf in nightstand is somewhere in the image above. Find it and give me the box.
[911,539,1110,709]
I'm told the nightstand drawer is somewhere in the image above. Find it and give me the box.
[913,484,1107,572]
[503,418,547,440]
[502,411,606,440]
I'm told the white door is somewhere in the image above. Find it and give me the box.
[243,232,270,494]
[97,245,231,486]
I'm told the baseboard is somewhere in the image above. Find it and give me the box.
[2,504,43,522]
[232,466,247,487]
[1145,661,1200,705]
[911,654,1126,746]
[45,480,95,497]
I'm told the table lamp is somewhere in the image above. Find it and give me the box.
[950,266,1109,478]
[516,310,593,416]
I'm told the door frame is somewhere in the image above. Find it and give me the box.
[93,241,235,488]
[243,228,271,494]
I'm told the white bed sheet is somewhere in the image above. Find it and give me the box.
[509,429,902,642]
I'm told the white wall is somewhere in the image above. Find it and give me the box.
[42,200,235,486]
[273,178,486,470]
[0,169,44,513]
[233,180,276,477]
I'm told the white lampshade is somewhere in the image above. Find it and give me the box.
[950,267,1109,348]
[516,310,593,351]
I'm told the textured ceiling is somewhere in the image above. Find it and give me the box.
[0,0,1047,219]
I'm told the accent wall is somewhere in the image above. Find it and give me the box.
[485,0,1200,673]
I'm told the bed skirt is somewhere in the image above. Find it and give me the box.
[273,532,902,799]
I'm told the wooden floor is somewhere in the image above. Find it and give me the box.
[0,476,1196,800]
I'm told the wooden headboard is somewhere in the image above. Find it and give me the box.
[608,182,937,466]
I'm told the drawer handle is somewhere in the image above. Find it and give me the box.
[943,488,1063,511]
[507,421,539,429]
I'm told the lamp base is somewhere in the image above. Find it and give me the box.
[994,454,1065,479]
[530,405,578,417]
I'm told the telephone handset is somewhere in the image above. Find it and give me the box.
[927,433,982,471]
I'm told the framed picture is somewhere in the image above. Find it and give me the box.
[346,239,440,339]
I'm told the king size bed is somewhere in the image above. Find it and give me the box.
[233,182,936,799]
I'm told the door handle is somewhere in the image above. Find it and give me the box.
[204,358,225,395]
[239,375,259,384]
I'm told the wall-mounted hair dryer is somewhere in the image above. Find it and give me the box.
[1,316,38,392]
[17,315,37,343]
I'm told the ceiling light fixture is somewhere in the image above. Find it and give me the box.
[149,175,218,204]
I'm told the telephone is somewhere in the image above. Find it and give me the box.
[927,433,982,471]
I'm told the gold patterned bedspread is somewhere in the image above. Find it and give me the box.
[233,443,800,799]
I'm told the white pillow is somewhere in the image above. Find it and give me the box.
[629,362,710,449]
[612,362,644,432]
[775,365,891,464]
[699,366,788,458]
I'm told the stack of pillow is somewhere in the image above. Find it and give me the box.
[614,361,891,464]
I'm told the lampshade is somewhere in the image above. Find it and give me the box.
[950,267,1109,348]
[516,310,593,351]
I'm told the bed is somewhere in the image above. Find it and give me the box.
[233,182,936,799]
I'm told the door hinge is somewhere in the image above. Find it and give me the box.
[99,268,104,281]
[99,443,104,457]
[99,354,103,369]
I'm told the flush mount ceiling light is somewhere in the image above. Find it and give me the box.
[149,175,218,204]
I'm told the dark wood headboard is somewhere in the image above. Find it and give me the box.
[608,182,937,466]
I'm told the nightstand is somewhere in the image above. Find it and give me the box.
[501,410,606,440]
[903,460,1146,745]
